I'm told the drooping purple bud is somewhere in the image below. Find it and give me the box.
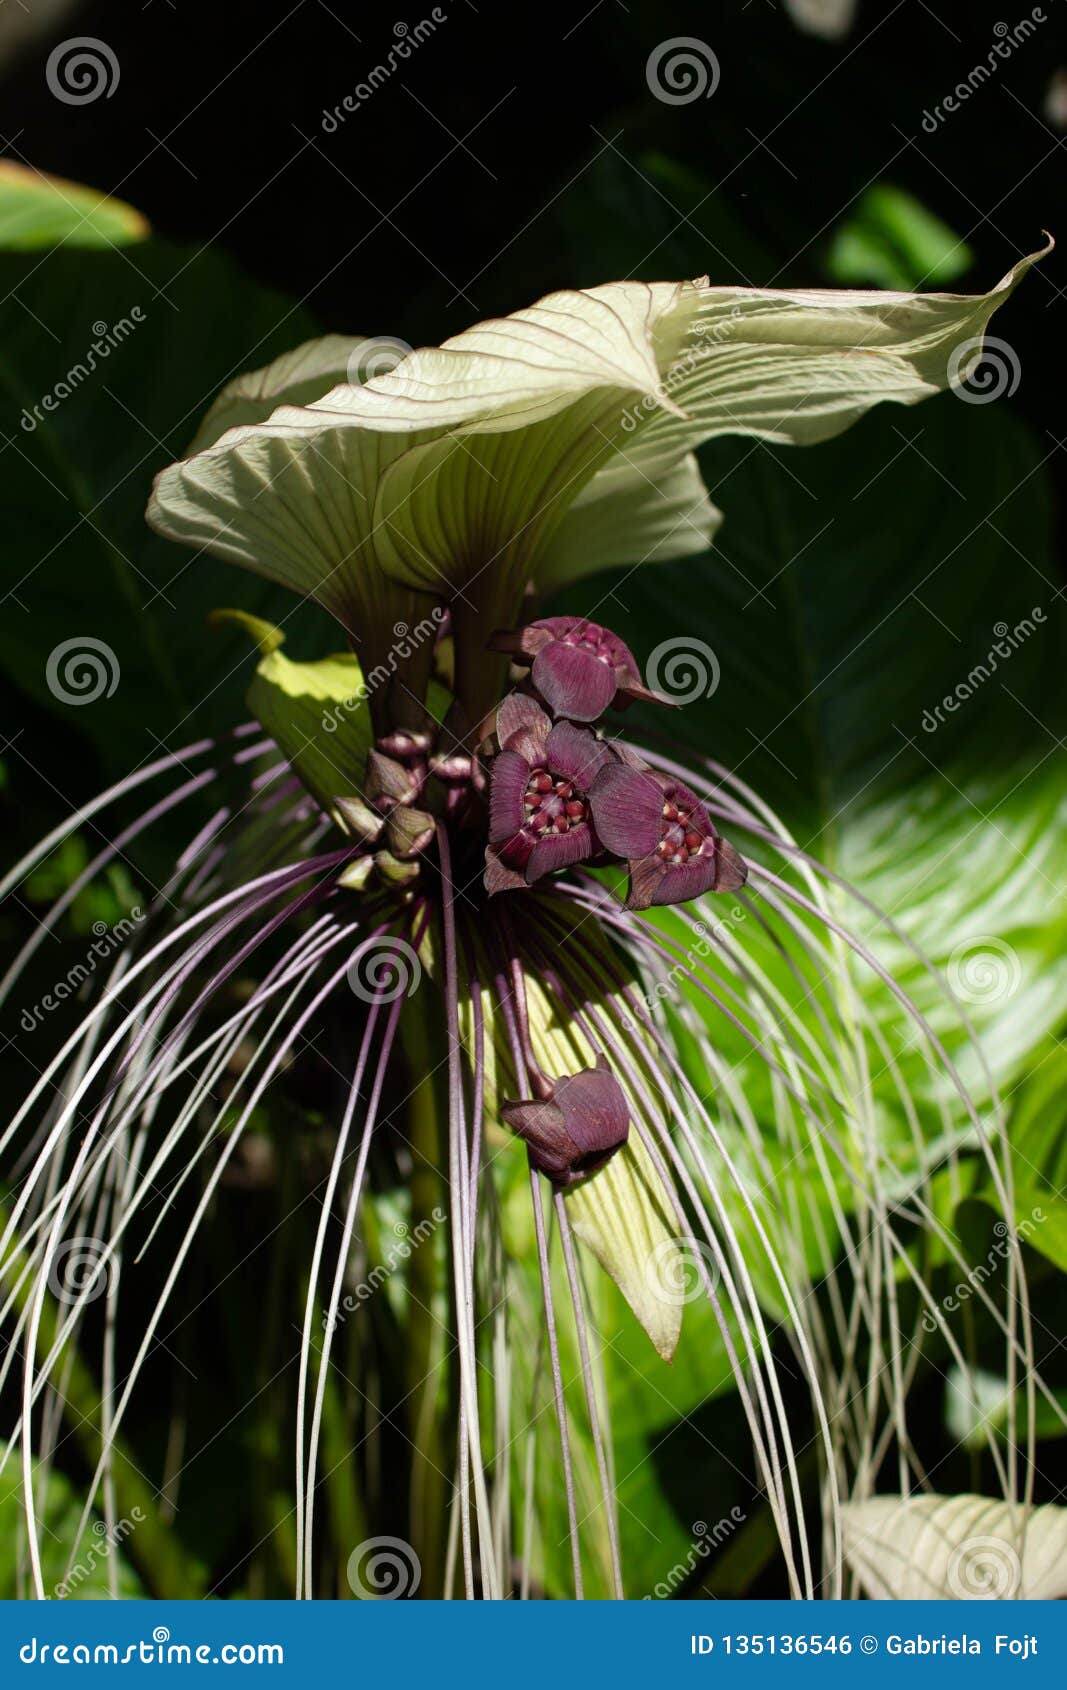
[501,1055,630,1186]
[489,617,669,723]
[589,764,747,910]
[484,698,614,891]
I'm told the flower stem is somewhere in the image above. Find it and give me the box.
[400,1005,452,1596]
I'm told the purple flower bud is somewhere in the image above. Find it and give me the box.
[485,699,613,891]
[490,617,669,723]
[501,1055,630,1186]
[589,764,747,910]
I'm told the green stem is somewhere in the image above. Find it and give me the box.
[399,1009,452,1597]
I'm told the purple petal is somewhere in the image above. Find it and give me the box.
[496,693,550,760]
[484,847,530,895]
[488,749,531,845]
[554,1063,630,1159]
[500,1098,576,1181]
[624,852,666,911]
[640,836,749,908]
[532,642,616,722]
[488,625,552,663]
[544,720,613,791]
[588,762,663,858]
[526,820,595,883]
[614,672,675,710]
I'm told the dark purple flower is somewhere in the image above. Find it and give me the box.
[485,697,613,892]
[590,764,747,910]
[489,616,669,723]
[501,1055,630,1186]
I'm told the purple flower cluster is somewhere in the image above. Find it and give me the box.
[483,617,748,911]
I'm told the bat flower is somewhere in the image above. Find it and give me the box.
[590,763,748,909]
[488,616,668,722]
[501,1055,630,1187]
[485,696,613,889]
[5,251,1044,1602]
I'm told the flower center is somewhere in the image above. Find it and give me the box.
[561,622,618,666]
[523,767,589,836]
[658,799,706,865]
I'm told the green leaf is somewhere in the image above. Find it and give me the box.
[231,621,373,825]
[0,236,328,772]
[0,163,148,252]
[945,1364,1067,1450]
[0,1466,146,1599]
[826,184,973,290]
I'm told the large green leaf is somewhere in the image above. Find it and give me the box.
[0,237,327,772]
[0,163,148,252]
[0,1466,146,1599]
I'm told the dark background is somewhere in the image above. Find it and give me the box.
[3,0,1065,399]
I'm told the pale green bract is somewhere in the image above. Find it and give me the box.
[841,1493,1067,1599]
[147,251,1048,643]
